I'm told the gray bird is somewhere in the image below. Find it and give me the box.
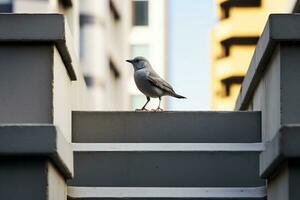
[126,56,186,111]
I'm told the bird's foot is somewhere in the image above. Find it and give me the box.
[152,107,164,112]
[135,108,149,112]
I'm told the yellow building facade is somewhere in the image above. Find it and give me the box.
[211,0,300,110]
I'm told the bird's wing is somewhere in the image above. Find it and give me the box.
[146,71,176,94]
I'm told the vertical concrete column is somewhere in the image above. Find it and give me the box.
[235,14,300,200]
[0,14,76,200]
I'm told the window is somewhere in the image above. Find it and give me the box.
[84,75,93,87]
[79,28,85,59]
[221,76,244,96]
[220,0,261,19]
[59,0,72,8]
[0,0,12,13]
[219,37,258,58]
[131,44,150,58]
[132,0,148,26]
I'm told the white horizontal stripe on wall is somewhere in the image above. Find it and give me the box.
[68,186,267,198]
[73,143,265,152]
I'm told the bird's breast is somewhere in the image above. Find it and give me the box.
[134,70,164,98]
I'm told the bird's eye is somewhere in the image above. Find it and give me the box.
[135,59,139,63]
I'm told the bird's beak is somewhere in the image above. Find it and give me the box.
[126,59,133,63]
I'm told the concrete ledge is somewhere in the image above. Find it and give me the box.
[0,14,76,80]
[0,125,73,178]
[235,14,300,110]
[72,111,261,143]
[260,125,300,178]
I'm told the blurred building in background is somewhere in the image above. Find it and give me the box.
[128,0,168,110]
[79,0,130,110]
[210,0,300,110]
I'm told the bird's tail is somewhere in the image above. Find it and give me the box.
[172,93,186,99]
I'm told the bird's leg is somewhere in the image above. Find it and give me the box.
[142,96,151,110]
[135,96,150,112]
[155,97,164,112]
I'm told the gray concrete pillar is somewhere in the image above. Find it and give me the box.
[235,14,300,200]
[0,14,75,200]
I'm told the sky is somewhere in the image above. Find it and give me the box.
[168,0,216,110]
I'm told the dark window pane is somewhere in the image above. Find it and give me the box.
[0,3,12,13]
[220,0,261,19]
[133,1,148,26]
[79,28,85,59]
[59,0,72,8]
[84,75,93,87]
[221,76,244,96]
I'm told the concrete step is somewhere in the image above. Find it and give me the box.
[68,150,264,187]
[72,111,261,143]
[69,111,265,199]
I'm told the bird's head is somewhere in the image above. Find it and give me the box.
[126,56,150,71]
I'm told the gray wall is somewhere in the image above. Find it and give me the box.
[280,44,300,125]
[251,46,281,142]
[0,44,53,124]
[249,43,300,142]
[0,159,48,200]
